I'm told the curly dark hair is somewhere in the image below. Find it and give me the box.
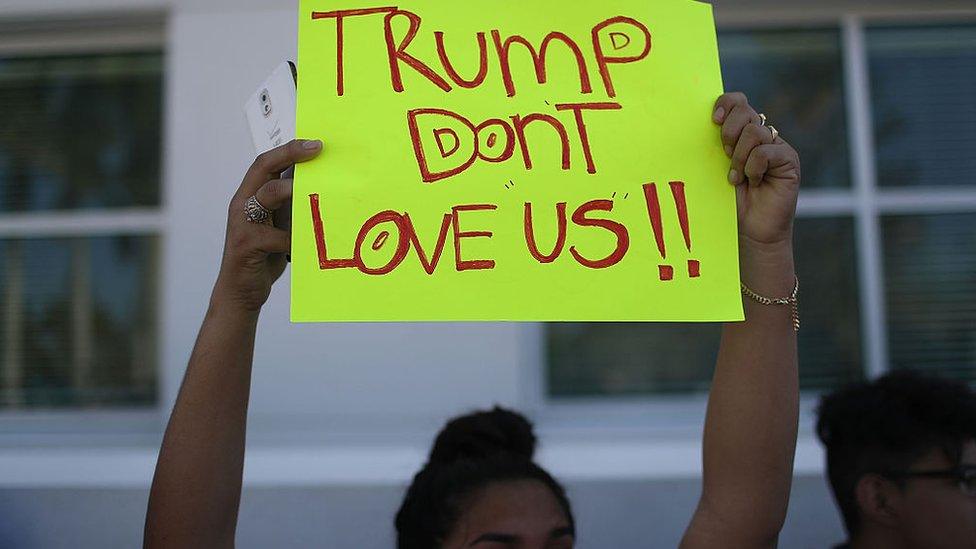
[395,406,574,548]
[816,370,976,537]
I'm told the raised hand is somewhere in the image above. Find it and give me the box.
[713,92,801,250]
[215,139,322,312]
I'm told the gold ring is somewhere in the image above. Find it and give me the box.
[767,124,780,142]
[758,113,768,126]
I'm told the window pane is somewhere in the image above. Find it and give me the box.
[0,52,162,211]
[719,29,850,189]
[0,236,158,408]
[869,25,976,188]
[884,214,976,379]
[794,217,862,390]
[547,217,862,397]
[547,322,720,397]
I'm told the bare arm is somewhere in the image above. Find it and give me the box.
[682,93,801,549]
[144,139,322,548]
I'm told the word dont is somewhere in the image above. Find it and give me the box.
[408,102,621,182]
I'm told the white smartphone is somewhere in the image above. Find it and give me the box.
[244,61,297,155]
[244,61,298,237]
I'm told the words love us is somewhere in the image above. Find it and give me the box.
[309,183,700,282]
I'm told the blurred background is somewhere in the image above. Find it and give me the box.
[0,0,974,547]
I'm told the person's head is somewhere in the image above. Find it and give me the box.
[395,406,575,549]
[816,370,976,548]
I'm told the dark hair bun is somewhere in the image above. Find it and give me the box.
[428,406,536,464]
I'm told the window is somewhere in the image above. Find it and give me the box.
[546,21,976,399]
[883,213,976,378]
[868,25,976,189]
[0,51,163,408]
[869,25,976,378]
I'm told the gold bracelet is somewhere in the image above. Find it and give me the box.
[740,276,800,333]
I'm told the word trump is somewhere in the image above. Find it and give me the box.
[307,182,699,280]
[310,6,652,98]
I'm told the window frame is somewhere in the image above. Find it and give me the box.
[533,9,976,436]
[0,15,167,442]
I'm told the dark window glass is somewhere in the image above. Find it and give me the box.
[547,217,862,397]
[796,217,863,390]
[719,29,850,189]
[0,236,158,408]
[868,25,976,188]
[0,52,162,212]
[547,322,720,397]
[884,213,976,379]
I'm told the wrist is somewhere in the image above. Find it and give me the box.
[739,234,795,297]
[739,230,793,256]
[209,279,265,320]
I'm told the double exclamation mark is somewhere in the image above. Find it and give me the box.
[642,182,700,281]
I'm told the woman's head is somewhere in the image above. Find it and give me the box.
[395,407,575,549]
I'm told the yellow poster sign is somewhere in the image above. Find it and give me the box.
[292,0,742,322]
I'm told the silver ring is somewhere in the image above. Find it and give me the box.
[244,195,273,224]
[758,113,768,127]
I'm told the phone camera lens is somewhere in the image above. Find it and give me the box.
[258,88,273,117]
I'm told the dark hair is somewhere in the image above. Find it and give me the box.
[395,406,574,548]
[816,370,976,537]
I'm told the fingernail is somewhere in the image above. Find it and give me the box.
[724,145,733,157]
[303,139,323,150]
[728,169,739,184]
[713,107,726,123]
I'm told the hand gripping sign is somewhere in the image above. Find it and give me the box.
[292,0,742,322]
